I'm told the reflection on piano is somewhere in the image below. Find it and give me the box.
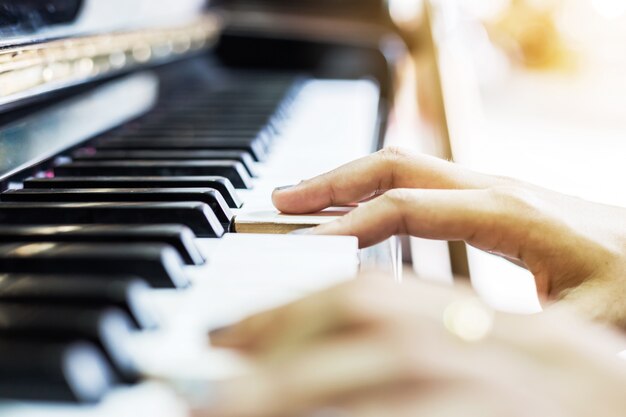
[0,1,404,415]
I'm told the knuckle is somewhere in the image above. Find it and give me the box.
[488,185,543,217]
[378,146,413,167]
[376,147,414,189]
[382,188,414,207]
[379,146,412,164]
[380,146,412,159]
[378,190,416,235]
[486,186,554,241]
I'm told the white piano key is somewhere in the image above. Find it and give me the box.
[0,78,381,416]
[233,207,353,234]
[134,234,359,335]
[243,79,380,193]
[0,233,359,417]
[232,80,380,235]
[123,234,359,407]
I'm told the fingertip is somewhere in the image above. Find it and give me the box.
[310,219,357,242]
[271,187,291,212]
[272,183,306,213]
[273,170,360,214]
[209,325,244,348]
[209,324,233,338]
[272,182,323,214]
[311,202,394,249]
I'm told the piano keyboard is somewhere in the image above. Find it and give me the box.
[0,57,382,416]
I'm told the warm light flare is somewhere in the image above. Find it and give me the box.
[443,299,494,342]
[388,0,422,24]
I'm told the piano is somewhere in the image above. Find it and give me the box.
[0,0,406,415]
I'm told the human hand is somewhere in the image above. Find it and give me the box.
[272,147,626,327]
[198,277,626,417]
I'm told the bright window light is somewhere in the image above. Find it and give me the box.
[388,0,423,23]
[591,0,626,19]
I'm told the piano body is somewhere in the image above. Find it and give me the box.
[0,0,408,415]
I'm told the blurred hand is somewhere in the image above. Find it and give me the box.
[199,277,626,417]
[272,147,626,328]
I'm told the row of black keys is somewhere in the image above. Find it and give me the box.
[0,73,298,404]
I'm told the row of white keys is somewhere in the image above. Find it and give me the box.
[0,79,382,417]
[237,78,381,210]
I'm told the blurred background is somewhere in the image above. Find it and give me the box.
[386,0,626,312]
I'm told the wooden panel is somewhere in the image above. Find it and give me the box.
[233,208,352,234]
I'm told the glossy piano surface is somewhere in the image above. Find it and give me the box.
[0,58,387,416]
[0,1,401,414]
[0,0,206,47]
[0,74,158,186]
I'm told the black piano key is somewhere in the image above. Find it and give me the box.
[136,120,276,132]
[119,129,273,148]
[23,176,245,205]
[143,105,277,113]
[0,340,114,403]
[152,99,281,106]
[1,188,234,230]
[142,110,273,118]
[0,304,138,382]
[0,224,203,265]
[121,127,271,137]
[170,100,275,107]
[72,149,258,177]
[141,115,274,123]
[0,202,224,238]
[137,112,275,123]
[0,242,189,289]
[95,138,268,161]
[140,112,273,119]
[0,274,157,329]
[54,160,253,189]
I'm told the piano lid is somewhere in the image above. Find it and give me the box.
[0,1,219,111]
[0,0,208,48]
[0,0,83,37]
[213,0,389,20]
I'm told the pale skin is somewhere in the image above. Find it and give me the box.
[273,147,626,327]
[202,278,626,417]
[193,147,626,417]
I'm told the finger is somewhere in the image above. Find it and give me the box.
[546,283,626,344]
[310,188,535,253]
[341,384,504,417]
[200,323,490,417]
[196,336,422,417]
[210,276,385,351]
[272,147,504,214]
[209,277,471,354]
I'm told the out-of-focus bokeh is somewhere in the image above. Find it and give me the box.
[387,0,626,313]
[391,0,626,70]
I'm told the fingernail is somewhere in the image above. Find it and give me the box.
[209,325,233,339]
[289,227,315,235]
[274,184,296,192]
